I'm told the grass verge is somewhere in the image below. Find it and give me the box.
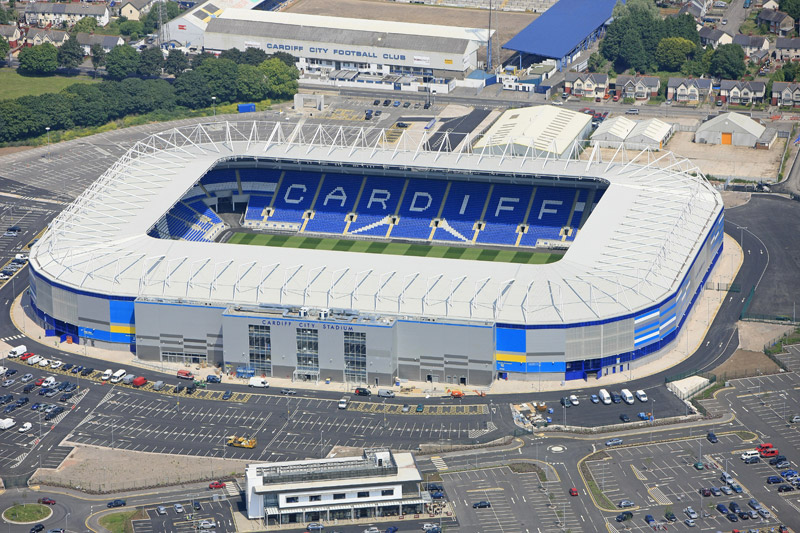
[98,509,145,533]
[508,462,548,482]
[228,232,560,264]
[578,451,617,512]
[0,68,100,100]
[731,430,757,441]
[2,504,51,522]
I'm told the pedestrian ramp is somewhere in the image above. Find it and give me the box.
[648,485,672,505]
[431,456,448,471]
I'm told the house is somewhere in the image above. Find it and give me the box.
[755,8,794,36]
[0,25,21,48]
[695,112,765,146]
[718,80,766,104]
[762,0,779,9]
[679,0,711,20]
[24,3,110,28]
[698,27,733,49]
[76,32,125,55]
[771,81,800,105]
[666,77,713,103]
[24,28,69,47]
[615,75,661,100]
[732,34,769,58]
[119,0,157,21]
[564,72,609,99]
[775,37,800,61]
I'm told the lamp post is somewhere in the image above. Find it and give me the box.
[45,126,50,160]
[212,96,217,117]
[65,512,70,532]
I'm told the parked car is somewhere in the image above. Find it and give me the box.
[778,484,795,492]
[590,394,599,404]
[684,507,698,519]
[767,475,783,484]
[619,414,630,422]
[174,503,184,513]
[618,499,634,508]
[472,501,491,508]
[615,511,633,522]
[707,432,718,443]
[222,390,233,400]
[209,481,226,489]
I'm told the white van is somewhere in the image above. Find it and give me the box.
[338,397,349,409]
[598,389,612,405]
[620,389,635,405]
[741,450,760,461]
[248,377,269,388]
[377,389,395,398]
[101,369,113,381]
[27,355,42,366]
[7,345,26,358]
[42,377,56,388]
[110,369,127,383]
[635,390,648,402]
[0,367,6,377]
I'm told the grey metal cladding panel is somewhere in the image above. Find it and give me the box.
[136,345,160,361]
[526,328,565,354]
[77,293,110,323]
[397,364,419,381]
[205,19,470,54]
[77,316,110,328]
[51,285,78,324]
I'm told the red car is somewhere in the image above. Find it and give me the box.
[569,487,579,496]
[37,497,56,505]
[761,448,779,458]
[757,443,773,452]
[209,481,226,489]
[20,353,35,361]
[34,378,44,386]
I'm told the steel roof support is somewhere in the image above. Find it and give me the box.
[327,267,349,307]
[351,269,373,308]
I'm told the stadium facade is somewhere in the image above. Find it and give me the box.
[28,120,723,387]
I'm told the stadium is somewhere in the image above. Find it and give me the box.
[27,119,723,387]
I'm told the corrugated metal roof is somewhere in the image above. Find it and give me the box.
[206,14,473,55]
[502,0,617,58]
[592,116,635,141]
[628,118,672,143]
[474,106,591,156]
[697,112,765,138]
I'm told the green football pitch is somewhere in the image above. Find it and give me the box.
[227,233,560,264]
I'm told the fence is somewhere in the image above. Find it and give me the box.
[667,374,717,400]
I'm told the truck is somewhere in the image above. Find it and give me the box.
[7,345,26,358]
[227,436,256,448]
[0,418,16,430]
[132,376,147,388]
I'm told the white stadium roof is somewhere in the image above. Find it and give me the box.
[32,120,722,326]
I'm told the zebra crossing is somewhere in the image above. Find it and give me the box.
[0,334,25,342]
[431,456,448,470]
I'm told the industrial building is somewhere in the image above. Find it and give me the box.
[473,105,592,159]
[590,116,636,148]
[592,117,673,150]
[28,120,722,386]
[694,112,765,146]
[245,448,424,524]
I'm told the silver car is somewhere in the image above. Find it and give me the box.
[156,506,166,515]
[684,507,698,519]
[173,503,184,513]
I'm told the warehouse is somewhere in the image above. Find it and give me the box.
[590,116,636,148]
[625,118,673,150]
[473,105,592,159]
[694,112,765,146]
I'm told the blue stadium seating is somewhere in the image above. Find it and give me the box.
[347,176,406,234]
[476,184,533,245]
[391,178,447,239]
[304,174,364,235]
[269,171,322,223]
[245,195,272,222]
[517,186,579,248]
[432,181,490,242]
[240,168,281,194]
[201,169,237,185]
[189,201,222,224]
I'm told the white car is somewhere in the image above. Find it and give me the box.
[568,394,579,406]
[198,520,216,530]
[38,358,50,367]
[18,422,32,433]
[174,503,184,513]
[422,525,437,531]
[684,507,698,519]
[362,527,380,533]
[50,360,63,369]
[28,355,42,365]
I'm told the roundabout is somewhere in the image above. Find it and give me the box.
[2,503,53,524]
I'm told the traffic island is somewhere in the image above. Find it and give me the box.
[2,503,53,524]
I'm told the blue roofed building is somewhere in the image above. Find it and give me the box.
[502,0,618,71]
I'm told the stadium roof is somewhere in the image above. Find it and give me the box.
[31,120,722,326]
[503,0,617,58]
[473,106,591,157]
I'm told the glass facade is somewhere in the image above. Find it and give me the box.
[344,331,367,383]
[248,324,272,376]
[296,328,319,372]
[162,351,206,364]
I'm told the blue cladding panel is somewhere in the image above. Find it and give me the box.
[496,327,526,352]
[109,300,135,325]
[526,361,567,373]
[496,361,525,372]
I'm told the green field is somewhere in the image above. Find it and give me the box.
[0,68,100,100]
[227,233,560,264]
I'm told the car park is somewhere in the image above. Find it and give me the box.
[402,404,410,412]
[664,511,676,522]
[710,486,721,495]
[19,422,32,432]
[50,360,62,369]
[726,512,738,522]
[416,404,424,412]
[62,363,73,372]
[644,514,655,525]
[769,455,787,465]
[778,484,794,492]
[693,462,704,470]
[81,367,93,376]
[373,99,380,105]
[699,488,711,497]
[744,455,760,464]
[761,448,779,457]
[1,379,14,387]
[720,485,732,495]
[781,469,798,477]
[382,100,390,106]
[392,101,400,107]
[716,504,728,514]
[403,102,411,108]
[635,389,647,402]
[16,397,29,406]
[731,483,743,493]
[767,476,782,484]
[684,518,695,526]
[758,508,771,518]
[193,500,201,511]
[5,369,16,377]
[729,502,741,513]
[776,460,791,468]
[22,384,35,394]
[38,359,50,367]
[611,392,622,403]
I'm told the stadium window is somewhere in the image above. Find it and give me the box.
[381,489,394,496]
[357,491,369,498]
[309,495,321,502]
[333,493,346,500]
[286,497,299,503]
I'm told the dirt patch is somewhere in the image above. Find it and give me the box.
[0,145,35,156]
[665,131,785,182]
[31,444,250,493]
[712,349,781,380]
[719,191,751,209]
[286,0,535,63]
[737,320,795,351]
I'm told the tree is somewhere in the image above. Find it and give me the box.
[137,46,164,77]
[90,43,106,75]
[656,37,696,71]
[612,0,659,19]
[0,36,9,62]
[196,57,239,102]
[118,20,144,39]
[268,51,296,68]
[620,30,648,73]
[0,6,13,25]
[72,16,98,34]
[236,63,267,101]
[587,52,605,72]
[18,43,59,75]
[63,83,109,126]
[191,51,214,69]
[709,43,746,79]
[259,57,300,99]
[219,47,243,64]
[142,1,181,34]
[57,36,84,70]
[174,69,211,108]
[105,44,140,80]
[242,47,268,66]
[164,49,189,76]
[780,0,800,22]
